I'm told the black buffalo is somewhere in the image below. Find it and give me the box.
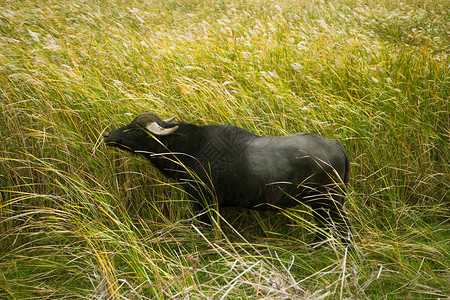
[104,113,351,242]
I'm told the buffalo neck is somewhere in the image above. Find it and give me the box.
[147,123,206,178]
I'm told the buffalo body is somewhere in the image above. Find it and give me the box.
[104,113,351,241]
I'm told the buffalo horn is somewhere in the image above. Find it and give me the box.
[164,116,176,123]
[145,122,179,136]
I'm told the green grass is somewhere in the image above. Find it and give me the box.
[0,0,448,298]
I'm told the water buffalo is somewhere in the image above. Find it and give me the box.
[104,113,351,242]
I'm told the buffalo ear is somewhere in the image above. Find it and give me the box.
[145,122,179,136]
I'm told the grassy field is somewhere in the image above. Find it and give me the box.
[0,0,448,298]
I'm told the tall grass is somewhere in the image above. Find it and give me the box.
[1,0,448,298]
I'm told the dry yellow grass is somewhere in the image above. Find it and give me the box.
[0,0,448,298]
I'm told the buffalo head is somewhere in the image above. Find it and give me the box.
[103,113,178,155]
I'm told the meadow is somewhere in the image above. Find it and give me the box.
[0,0,448,298]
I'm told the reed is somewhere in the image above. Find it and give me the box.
[0,0,448,298]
